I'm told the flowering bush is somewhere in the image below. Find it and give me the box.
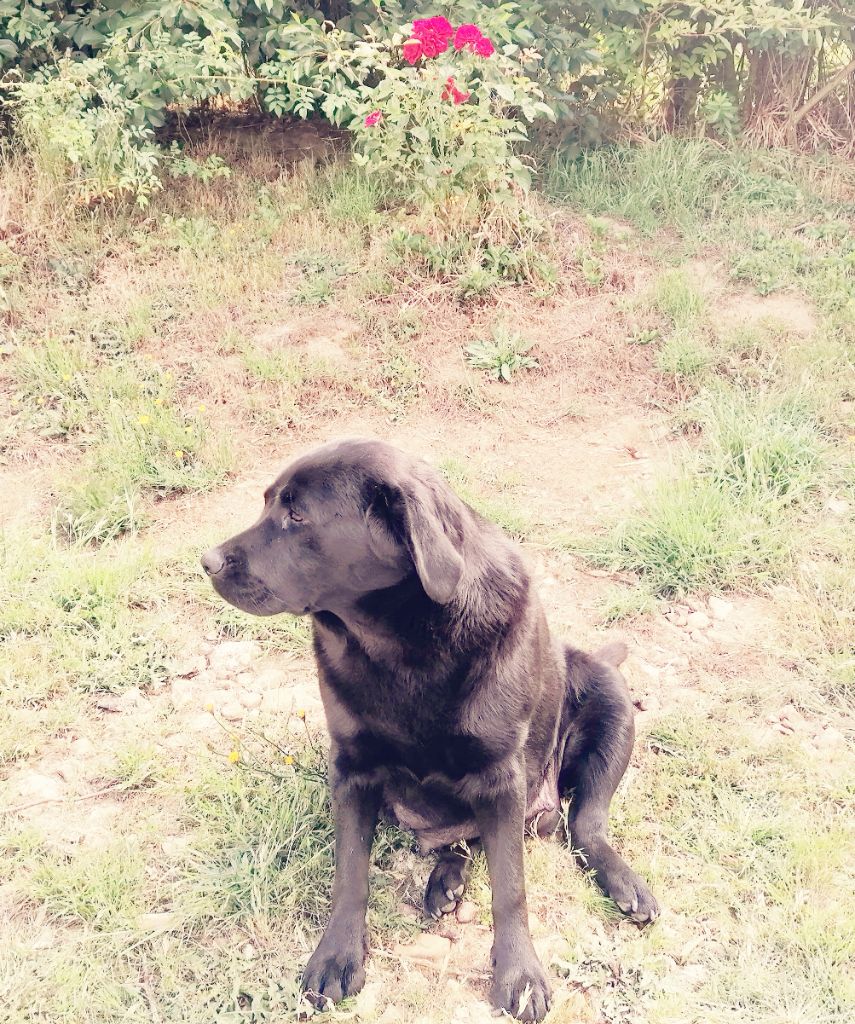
[341,15,554,202]
[258,13,553,205]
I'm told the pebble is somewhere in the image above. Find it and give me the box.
[138,911,178,932]
[208,640,260,676]
[395,933,452,964]
[637,695,660,712]
[686,611,711,630]
[239,691,262,709]
[11,770,65,804]
[175,654,207,678]
[220,701,244,721]
[635,659,660,679]
[813,726,845,750]
[665,609,688,627]
[170,678,196,708]
[68,736,95,757]
[241,942,256,960]
[825,498,849,516]
[707,596,734,620]
[161,835,191,857]
[456,901,477,924]
[255,668,288,690]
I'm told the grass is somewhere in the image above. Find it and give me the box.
[0,136,853,1024]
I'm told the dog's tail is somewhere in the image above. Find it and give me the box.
[592,640,628,669]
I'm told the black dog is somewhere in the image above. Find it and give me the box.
[202,439,657,1022]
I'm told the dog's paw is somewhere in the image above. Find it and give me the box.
[491,957,552,1022]
[301,941,366,1008]
[424,856,468,919]
[605,867,659,925]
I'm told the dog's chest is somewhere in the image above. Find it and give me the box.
[340,716,494,783]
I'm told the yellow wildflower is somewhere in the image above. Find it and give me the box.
[228,749,240,764]
[283,754,294,766]
[174,449,184,459]
[138,414,151,426]
[297,709,306,720]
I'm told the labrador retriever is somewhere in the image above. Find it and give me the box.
[202,438,657,1022]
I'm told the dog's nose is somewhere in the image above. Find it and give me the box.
[201,547,227,576]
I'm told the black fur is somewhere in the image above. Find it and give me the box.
[202,439,658,1022]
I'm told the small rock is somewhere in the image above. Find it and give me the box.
[686,611,711,630]
[161,835,191,858]
[68,736,95,757]
[456,901,478,924]
[235,671,255,689]
[825,498,849,516]
[208,640,260,676]
[46,759,80,784]
[241,942,256,960]
[184,712,218,733]
[707,596,734,620]
[220,701,244,722]
[175,654,207,678]
[396,902,422,920]
[11,771,65,804]
[239,690,262,709]
[665,610,688,627]
[396,933,452,964]
[255,667,289,691]
[138,911,178,933]
[635,659,660,680]
[637,695,660,713]
[170,678,196,708]
[813,726,845,750]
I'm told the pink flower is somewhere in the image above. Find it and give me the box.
[402,37,423,64]
[475,36,495,58]
[364,110,382,127]
[411,15,453,59]
[453,24,482,51]
[441,75,471,105]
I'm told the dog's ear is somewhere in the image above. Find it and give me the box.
[369,476,464,604]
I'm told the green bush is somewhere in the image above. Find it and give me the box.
[1,2,852,207]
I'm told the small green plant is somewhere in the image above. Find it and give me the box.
[628,328,660,346]
[652,269,706,327]
[465,326,538,382]
[578,250,604,287]
[165,142,231,183]
[656,328,714,381]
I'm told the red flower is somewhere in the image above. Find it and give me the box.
[411,15,453,59]
[402,37,423,64]
[413,16,453,40]
[475,36,495,58]
[453,24,482,51]
[441,75,470,105]
[364,110,382,127]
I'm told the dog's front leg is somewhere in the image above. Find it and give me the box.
[473,763,551,1023]
[302,771,380,1007]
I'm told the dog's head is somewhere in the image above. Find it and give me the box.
[202,439,466,617]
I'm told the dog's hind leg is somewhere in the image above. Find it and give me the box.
[559,646,659,925]
[424,844,472,919]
